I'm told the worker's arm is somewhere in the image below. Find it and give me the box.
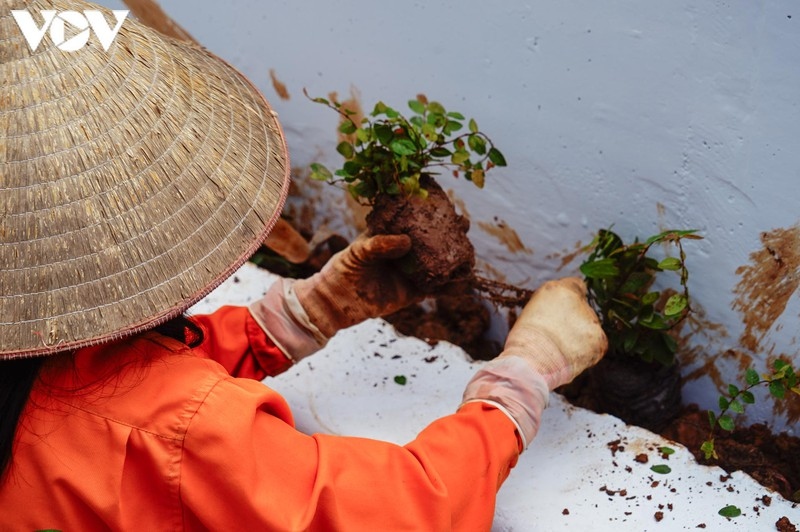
[190,234,418,380]
[182,277,606,530]
[190,306,294,380]
[180,376,520,531]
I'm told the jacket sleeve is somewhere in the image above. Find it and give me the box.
[179,376,521,531]
[190,306,294,380]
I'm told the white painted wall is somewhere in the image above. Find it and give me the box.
[99,0,800,430]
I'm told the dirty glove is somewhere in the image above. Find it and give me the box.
[462,277,607,449]
[250,234,420,362]
[294,233,422,336]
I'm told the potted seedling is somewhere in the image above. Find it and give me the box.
[308,92,507,294]
[575,228,702,431]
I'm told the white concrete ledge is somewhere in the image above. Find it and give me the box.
[192,263,798,531]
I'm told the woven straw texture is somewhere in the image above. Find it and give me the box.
[1,0,290,358]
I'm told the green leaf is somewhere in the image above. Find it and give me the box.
[700,439,716,460]
[644,229,701,245]
[488,147,507,166]
[707,410,717,429]
[718,505,741,518]
[309,163,333,181]
[469,118,479,133]
[745,368,760,386]
[729,399,744,414]
[650,465,671,474]
[727,384,740,396]
[639,313,669,330]
[355,128,371,144]
[421,123,438,141]
[741,390,755,404]
[451,150,470,165]
[408,99,425,114]
[664,293,687,317]
[641,291,660,305]
[658,257,682,271]
[373,101,389,115]
[658,446,675,455]
[769,380,786,399]
[443,120,464,135]
[374,124,394,145]
[446,111,465,119]
[718,396,729,410]
[427,101,446,115]
[468,134,487,155]
[341,160,362,176]
[338,120,357,135]
[718,415,735,432]
[394,375,407,386]
[336,141,354,159]
[309,95,330,105]
[580,258,620,279]
[430,147,452,158]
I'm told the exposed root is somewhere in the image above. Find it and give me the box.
[473,275,534,308]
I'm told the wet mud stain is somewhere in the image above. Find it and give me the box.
[269,69,290,100]
[548,240,585,272]
[477,218,532,254]
[122,0,196,42]
[733,225,800,353]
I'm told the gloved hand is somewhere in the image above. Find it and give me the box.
[501,276,607,390]
[462,277,607,450]
[293,234,421,338]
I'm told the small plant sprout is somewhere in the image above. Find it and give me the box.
[701,358,800,460]
[307,91,507,204]
[580,228,702,366]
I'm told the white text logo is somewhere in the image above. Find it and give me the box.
[12,10,129,52]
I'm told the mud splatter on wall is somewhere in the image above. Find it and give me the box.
[269,69,291,100]
[732,224,800,353]
[477,218,532,254]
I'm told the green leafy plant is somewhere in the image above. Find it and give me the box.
[580,228,702,365]
[307,91,507,203]
[701,358,800,460]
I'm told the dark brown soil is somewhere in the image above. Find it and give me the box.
[385,292,502,361]
[662,404,800,503]
[366,174,474,294]
[558,355,683,433]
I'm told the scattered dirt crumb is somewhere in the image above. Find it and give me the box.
[776,516,797,532]
[635,453,649,464]
[697,524,706,529]
[562,508,570,515]
[654,511,664,522]
[607,439,625,456]
[763,495,773,507]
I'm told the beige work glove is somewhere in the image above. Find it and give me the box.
[462,277,607,449]
[249,234,421,363]
[293,234,422,338]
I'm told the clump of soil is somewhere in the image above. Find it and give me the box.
[386,291,502,361]
[662,404,800,503]
[558,355,682,433]
[366,174,474,294]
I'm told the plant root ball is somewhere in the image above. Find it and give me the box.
[366,175,475,294]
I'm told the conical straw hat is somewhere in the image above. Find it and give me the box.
[1,0,290,358]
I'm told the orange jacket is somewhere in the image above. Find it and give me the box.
[0,306,520,531]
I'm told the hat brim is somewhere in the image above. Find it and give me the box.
[1,1,290,357]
